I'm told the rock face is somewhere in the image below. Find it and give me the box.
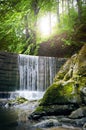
[40,44,86,106]
[0,52,19,91]
[29,44,86,126]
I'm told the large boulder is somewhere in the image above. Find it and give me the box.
[40,44,86,106]
[29,45,86,119]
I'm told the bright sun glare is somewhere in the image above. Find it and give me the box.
[38,13,57,37]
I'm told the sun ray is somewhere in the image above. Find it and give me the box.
[38,13,57,37]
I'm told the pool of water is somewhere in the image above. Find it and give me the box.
[0,100,81,130]
[0,107,41,130]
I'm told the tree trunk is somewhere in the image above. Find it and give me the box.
[24,15,30,41]
[71,0,74,8]
[57,0,60,23]
[64,0,67,13]
[62,0,64,13]
[49,12,52,35]
[32,0,40,44]
[67,0,70,15]
[76,0,82,22]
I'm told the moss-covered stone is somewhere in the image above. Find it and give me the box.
[8,97,28,106]
[28,104,78,120]
[40,80,80,105]
[54,59,71,81]
[29,45,86,119]
[40,45,86,106]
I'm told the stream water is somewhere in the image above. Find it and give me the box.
[0,108,81,130]
[19,54,60,91]
[0,55,82,130]
[0,100,81,130]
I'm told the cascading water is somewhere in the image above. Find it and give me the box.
[14,54,59,100]
[19,54,58,91]
[0,53,66,100]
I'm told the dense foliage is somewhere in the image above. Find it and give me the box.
[0,0,86,54]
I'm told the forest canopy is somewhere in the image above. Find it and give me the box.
[0,0,86,54]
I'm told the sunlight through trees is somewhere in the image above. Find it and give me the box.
[0,0,86,54]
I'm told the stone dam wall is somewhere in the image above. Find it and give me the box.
[0,52,67,91]
[0,52,19,91]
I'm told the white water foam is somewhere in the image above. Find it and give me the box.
[10,90,45,100]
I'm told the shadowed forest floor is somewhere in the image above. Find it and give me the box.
[38,24,86,57]
[38,33,82,57]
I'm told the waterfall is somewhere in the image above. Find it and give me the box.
[19,54,58,92]
[0,53,67,100]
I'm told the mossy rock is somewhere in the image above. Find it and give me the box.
[54,54,78,81]
[8,97,28,106]
[54,59,71,81]
[29,45,86,119]
[40,81,79,106]
[40,77,86,106]
[29,104,78,120]
[15,96,28,103]
[73,45,86,76]
[40,45,86,106]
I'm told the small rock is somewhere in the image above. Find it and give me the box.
[83,123,86,130]
[28,111,47,120]
[58,117,86,127]
[33,119,60,128]
[69,107,86,119]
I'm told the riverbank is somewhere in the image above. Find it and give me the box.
[0,99,82,130]
[28,45,86,130]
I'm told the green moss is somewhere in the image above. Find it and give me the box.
[54,59,71,81]
[78,76,86,91]
[39,45,86,106]
[16,97,28,103]
[55,72,66,80]
[34,105,55,116]
[64,71,72,81]
[35,106,44,113]
[40,81,76,105]
[40,83,63,105]
[63,82,73,95]
[8,97,28,106]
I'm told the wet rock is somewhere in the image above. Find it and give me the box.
[76,117,86,127]
[69,107,86,119]
[33,119,60,128]
[28,104,79,120]
[83,123,86,130]
[7,97,28,107]
[58,117,86,127]
[58,117,81,127]
[39,45,86,106]
[28,111,47,120]
[28,45,86,129]
[0,100,7,107]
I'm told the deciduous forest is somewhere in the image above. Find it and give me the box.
[0,0,86,55]
[0,1,86,130]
